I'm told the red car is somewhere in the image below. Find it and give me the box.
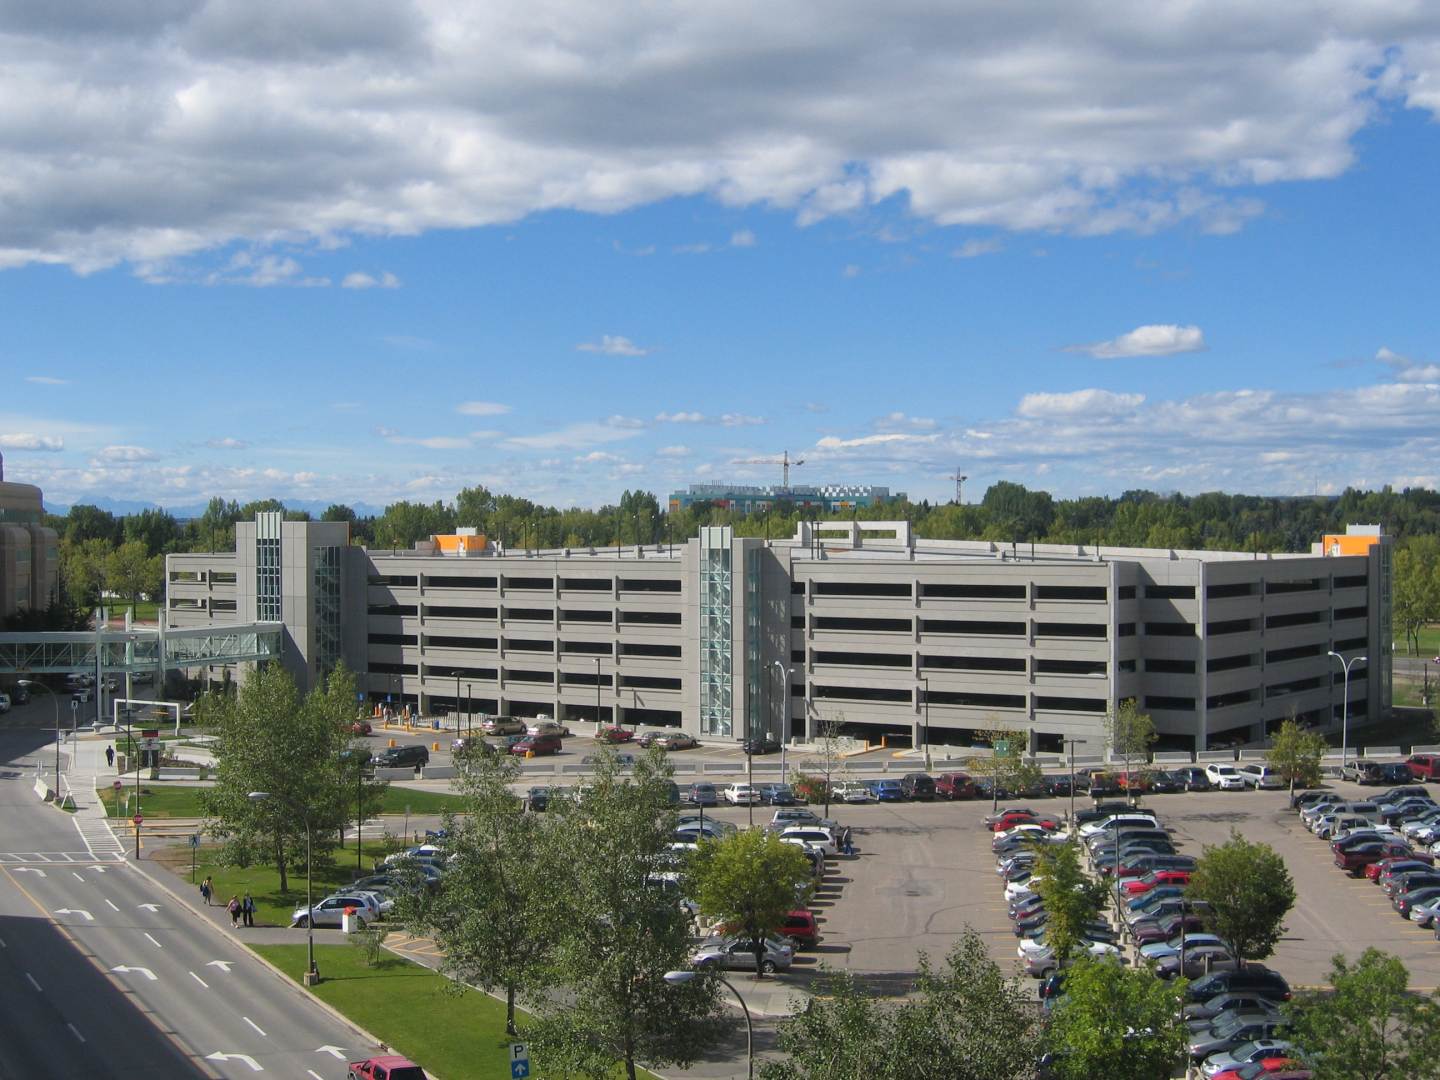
[936,772,976,800]
[1367,854,1435,881]
[1335,841,1413,876]
[350,719,373,735]
[721,909,821,949]
[1210,1059,1311,1080]
[511,734,563,756]
[348,1055,425,1080]
[1122,869,1192,896]
[988,811,1059,833]
[596,726,634,744]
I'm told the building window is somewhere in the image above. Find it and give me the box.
[698,527,734,737]
[255,511,282,622]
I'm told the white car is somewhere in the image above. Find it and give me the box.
[779,827,838,856]
[833,781,877,804]
[292,893,382,928]
[1205,764,1246,790]
[1004,876,1043,903]
[723,783,762,805]
[1409,896,1440,927]
[1077,814,1158,840]
[1237,764,1284,790]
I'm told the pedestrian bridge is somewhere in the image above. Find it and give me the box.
[0,622,283,676]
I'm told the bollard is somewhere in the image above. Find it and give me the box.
[432,741,439,751]
[388,738,397,748]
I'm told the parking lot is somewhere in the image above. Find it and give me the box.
[697,781,1440,995]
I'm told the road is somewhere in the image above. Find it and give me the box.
[0,725,378,1078]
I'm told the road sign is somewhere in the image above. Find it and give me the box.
[510,1043,530,1079]
[132,814,144,826]
[993,740,1010,755]
[113,780,123,790]
[70,698,78,712]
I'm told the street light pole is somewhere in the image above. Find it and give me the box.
[665,970,752,1079]
[919,675,931,771]
[248,791,319,985]
[1327,650,1369,769]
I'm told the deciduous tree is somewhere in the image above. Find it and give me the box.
[686,827,814,976]
[1042,955,1187,1080]
[1268,716,1329,800]
[1104,699,1156,805]
[1030,840,1109,971]
[967,727,1042,810]
[1186,829,1295,964]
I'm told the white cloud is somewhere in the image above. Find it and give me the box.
[341,271,401,289]
[658,445,691,457]
[1017,389,1145,418]
[606,415,646,429]
[502,420,647,452]
[875,411,938,432]
[0,433,64,451]
[456,401,512,417]
[1067,324,1207,359]
[468,429,503,441]
[206,437,248,449]
[720,413,766,427]
[953,238,1003,258]
[730,229,757,248]
[377,428,471,450]
[95,444,159,462]
[577,335,650,357]
[815,432,937,449]
[206,252,329,288]
[25,375,67,385]
[575,451,622,463]
[842,265,862,279]
[673,243,711,255]
[657,411,706,423]
[1376,347,1440,384]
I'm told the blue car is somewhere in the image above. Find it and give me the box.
[868,779,906,802]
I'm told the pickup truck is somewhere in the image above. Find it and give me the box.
[1334,840,1414,876]
[349,1055,425,1080]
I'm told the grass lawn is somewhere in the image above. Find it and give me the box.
[154,840,401,926]
[103,599,160,622]
[252,944,657,1080]
[377,787,468,816]
[101,785,206,819]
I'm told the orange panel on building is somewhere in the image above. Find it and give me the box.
[1322,533,1381,556]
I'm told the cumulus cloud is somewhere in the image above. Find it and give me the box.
[815,432,937,449]
[25,375,67,385]
[456,401,512,417]
[658,445,691,457]
[1067,324,1207,359]
[953,238,1003,258]
[1376,346,1440,383]
[95,445,158,462]
[0,433,64,451]
[502,420,647,452]
[342,271,401,289]
[657,411,706,423]
[577,335,650,357]
[206,437,248,449]
[1017,389,1146,418]
[720,413,765,427]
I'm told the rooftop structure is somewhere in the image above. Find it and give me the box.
[668,483,905,515]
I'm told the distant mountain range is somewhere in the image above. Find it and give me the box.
[45,498,389,520]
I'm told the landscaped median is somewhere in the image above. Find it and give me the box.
[101,782,469,819]
[253,943,660,1080]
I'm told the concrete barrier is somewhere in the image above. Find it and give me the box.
[374,767,419,781]
[1411,745,1440,755]
[1153,751,1194,764]
[1196,749,1238,763]
[33,777,54,802]
[156,768,203,781]
[420,765,456,780]
[1364,746,1402,758]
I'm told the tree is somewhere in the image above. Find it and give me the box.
[104,540,162,605]
[967,727,1042,810]
[1393,537,1440,656]
[1268,716,1329,800]
[1042,955,1187,1080]
[1029,841,1109,972]
[761,931,1044,1080]
[798,717,847,818]
[525,748,729,1080]
[1185,829,1295,964]
[1285,948,1440,1080]
[1104,699,1155,805]
[397,751,550,1035]
[686,827,814,976]
[61,537,110,612]
[199,664,356,891]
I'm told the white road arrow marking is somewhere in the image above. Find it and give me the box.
[14,867,45,877]
[54,908,93,921]
[137,903,160,912]
[243,1017,266,1037]
[206,960,234,973]
[205,1052,263,1072]
[110,965,157,981]
[316,1046,346,1059]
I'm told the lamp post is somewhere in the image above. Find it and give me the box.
[1327,650,1368,769]
[665,970,752,1079]
[919,675,931,771]
[594,657,602,729]
[771,660,792,789]
[248,791,319,985]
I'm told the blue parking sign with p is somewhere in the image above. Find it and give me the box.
[510,1042,530,1078]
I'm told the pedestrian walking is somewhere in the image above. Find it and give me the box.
[200,876,213,906]
[842,827,855,856]
[227,895,241,928]
[105,745,115,768]
[242,892,255,928]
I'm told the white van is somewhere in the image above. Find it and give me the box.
[1238,764,1285,790]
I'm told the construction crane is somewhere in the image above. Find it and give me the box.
[948,468,968,505]
[732,450,805,489]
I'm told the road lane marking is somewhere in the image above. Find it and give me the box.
[72,871,85,882]
[190,971,209,988]
[67,1023,85,1043]
[316,1046,346,1059]
[104,898,119,911]
[137,903,161,912]
[13,867,46,877]
[110,965,157,981]
[309,1072,325,1079]
[207,960,234,972]
[25,972,41,991]
[54,908,94,921]
[205,1052,263,1071]
[144,932,163,949]
[243,1016,267,1037]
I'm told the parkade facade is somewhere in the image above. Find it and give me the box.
[165,513,1391,756]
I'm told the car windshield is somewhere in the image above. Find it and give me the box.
[1227,1040,1262,1060]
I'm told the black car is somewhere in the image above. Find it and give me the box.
[742,736,782,755]
[525,786,551,812]
[374,744,430,770]
[1148,771,1185,794]
[1043,774,1075,797]
[1185,966,1292,1004]
[901,773,936,800]
[1172,766,1214,792]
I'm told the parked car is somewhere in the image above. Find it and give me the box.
[900,773,936,800]
[1173,766,1215,792]
[1189,1015,1285,1064]
[1186,966,1292,1004]
[766,808,826,831]
[989,808,1060,831]
[742,735,782,755]
[1335,840,1413,875]
[687,783,719,807]
[834,781,878,804]
[527,719,570,738]
[1206,764,1247,790]
[657,732,699,751]
[451,736,494,759]
[1123,869,1193,896]
[1044,773,1077,797]
[524,786,551,812]
[596,726,634,744]
[293,893,382,928]
[1200,1040,1296,1078]
[780,826,839,856]
[719,909,822,949]
[1210,1063,1310,1080]
[481,716,528,735]
[723,783,762,805]
[757,783,799,805]
[935,772,976,799]
[511,733,563,756]
[1183,992,1284,1027]
[1148,771,1185,794]
[692,935,795,973]
[1366,854,1434,881]
[1341,759,1384,783]
[1407,753,1440,781]
[373,744,430,770]
[868,778,906,802]
[348,1054,426,1080]
[1238,764,1284,790]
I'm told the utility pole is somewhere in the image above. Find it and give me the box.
[948,468,968,505]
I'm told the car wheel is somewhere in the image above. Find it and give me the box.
[760,959,777,974]
[296,915,310,927]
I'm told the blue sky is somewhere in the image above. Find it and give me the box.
[2,2,1438,512]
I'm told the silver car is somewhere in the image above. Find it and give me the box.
[691,936,794,974]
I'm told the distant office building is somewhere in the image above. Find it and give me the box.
[0,453,60,620]
[668,483,905,515]
[166,515,1390,755]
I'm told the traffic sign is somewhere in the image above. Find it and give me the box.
[510,1042,530,1079]
[993,740,1010,755]
[113,780,123,790]
[132,814,144,826]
